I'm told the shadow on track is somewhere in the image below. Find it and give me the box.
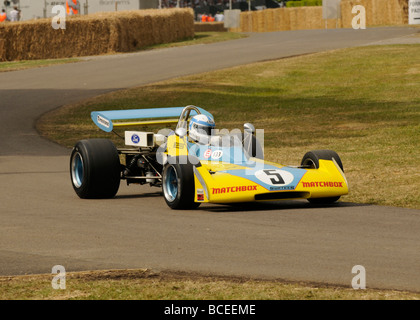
[112,189,369,213]
[199,200,370,213]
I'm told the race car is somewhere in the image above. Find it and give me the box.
[70,105,348,209]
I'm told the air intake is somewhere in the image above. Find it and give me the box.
[255,192,309,201]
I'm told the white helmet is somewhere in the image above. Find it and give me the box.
[189,114,215,144]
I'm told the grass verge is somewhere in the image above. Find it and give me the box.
[143,31,248,50]
[0,32,246,72]
[0,58,80,72]
[1,269,419,300]
[38,44,420,209]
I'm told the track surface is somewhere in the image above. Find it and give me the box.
[1,27,420,292]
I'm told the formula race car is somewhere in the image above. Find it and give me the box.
[70,105,348,209]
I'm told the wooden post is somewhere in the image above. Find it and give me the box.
[0,39,6,62]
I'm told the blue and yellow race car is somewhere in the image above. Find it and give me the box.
[70,105,348,209]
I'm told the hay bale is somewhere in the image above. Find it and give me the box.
[242,11,252,32]
[0,8,194,61]
[252,10,263,32]
[194,22,227,32]
[265,9,276,32]
[304,7,323,29]
[296,7,307,30]
[281,8,292,30]
[247,11,254,32]
[232,0,407,33]
[400,0,407,23]
[340,0,407,28]
[272,7,281,30]
[288,8,299,30]
[0,38,5,61]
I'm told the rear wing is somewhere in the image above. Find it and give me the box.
[91,106,213,132]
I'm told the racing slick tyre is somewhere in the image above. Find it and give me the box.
[70,139,121,199]
[301,150,343,204]
[301,149,344,171]
[162,156,200,210]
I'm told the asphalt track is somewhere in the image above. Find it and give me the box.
[1,27,420,292]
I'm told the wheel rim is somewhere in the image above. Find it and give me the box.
[303,158,317,169]
[164,165,178,202]
[71,152,84,188]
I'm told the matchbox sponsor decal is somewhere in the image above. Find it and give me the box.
[301,181,344,188]
[97,115,110,129]
[211,185,257,194]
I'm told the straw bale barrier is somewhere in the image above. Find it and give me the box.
[229,0,408,32]
[194,22,227,32]
[0,39,5,61]
[340,0,407,28]
[0,9,194,62]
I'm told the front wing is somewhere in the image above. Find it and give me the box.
[192,158,348,204]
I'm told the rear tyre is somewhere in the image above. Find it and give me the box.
[162,156,200,210]
[301,150,343,204]
[70,139,121,199]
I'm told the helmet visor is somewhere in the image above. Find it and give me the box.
[194,123,214,136]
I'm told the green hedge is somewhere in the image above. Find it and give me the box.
[286,0,322,7]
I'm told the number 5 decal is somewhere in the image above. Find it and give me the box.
[263,169,285,185]
[255,169,294,186]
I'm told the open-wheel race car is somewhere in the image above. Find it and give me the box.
[70,105,348,209]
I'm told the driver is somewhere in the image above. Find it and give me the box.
[188,114,215,145]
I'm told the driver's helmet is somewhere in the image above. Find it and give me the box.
[188,114,215,144]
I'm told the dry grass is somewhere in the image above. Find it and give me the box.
[0,57,80,72]
[1,269,419,300]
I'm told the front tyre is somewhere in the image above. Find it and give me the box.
[301,149,344,172]
[162,157,200,210]
[70,139,121,199]
[301,149,344,204]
